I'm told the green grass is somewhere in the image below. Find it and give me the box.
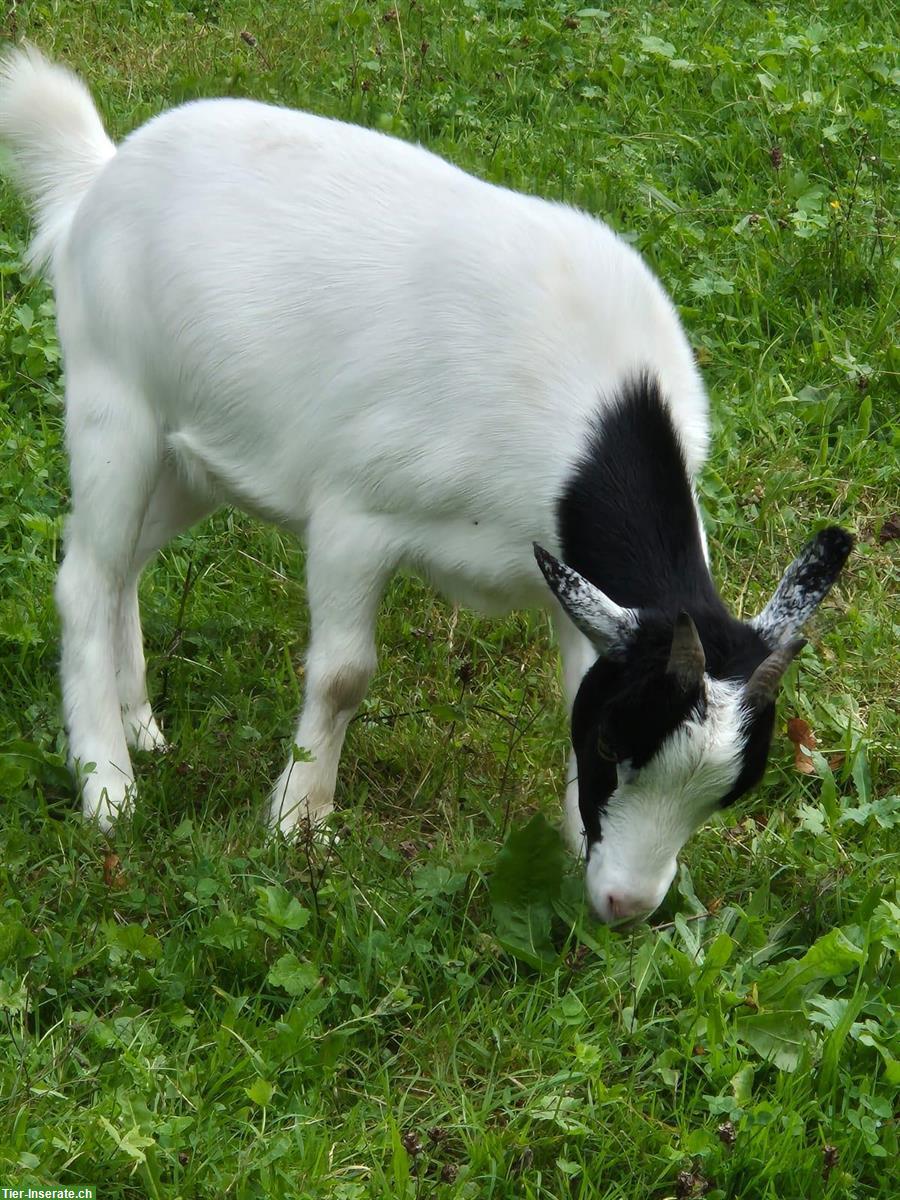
[1,1,898,1196]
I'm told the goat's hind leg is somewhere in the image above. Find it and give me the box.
[57,363,162,829]
[116,461,216,752]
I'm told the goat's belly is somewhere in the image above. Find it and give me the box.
[420,570,535,616]
[165,426,314,529]
[400,517,551,615]
[165,426,553,613]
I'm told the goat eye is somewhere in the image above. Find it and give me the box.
[596,733,616,762]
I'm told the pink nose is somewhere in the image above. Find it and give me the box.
[604,892,656,925]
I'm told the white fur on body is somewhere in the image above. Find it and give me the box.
[0,50,710,912]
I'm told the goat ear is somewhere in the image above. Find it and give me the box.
[533,544,638,652]
[751,527,853,648]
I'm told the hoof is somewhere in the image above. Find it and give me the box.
[267,778,335,840]
[123,706,168,753]
[80,770,135,831]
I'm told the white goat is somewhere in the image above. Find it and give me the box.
[0,48,851,924]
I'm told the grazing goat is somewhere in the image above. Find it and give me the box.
[0,49,852,924]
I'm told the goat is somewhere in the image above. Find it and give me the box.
[0,48,852,924]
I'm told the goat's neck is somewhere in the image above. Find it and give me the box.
[557,379,724,617]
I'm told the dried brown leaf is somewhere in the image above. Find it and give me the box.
[103,851,126,890]
[787,717,817,774]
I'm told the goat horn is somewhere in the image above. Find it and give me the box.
[666,611,705,690]
[745,638,807,706]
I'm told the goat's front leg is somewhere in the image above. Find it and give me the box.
[268,515,394,837]
[552,607,598,858]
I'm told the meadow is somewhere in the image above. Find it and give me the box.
[0,1,897,1196]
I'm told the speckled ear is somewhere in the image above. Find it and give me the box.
[751,527,853,648]
[533,543,639,653]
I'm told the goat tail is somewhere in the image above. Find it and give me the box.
[0,45,115,277]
